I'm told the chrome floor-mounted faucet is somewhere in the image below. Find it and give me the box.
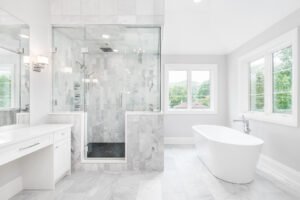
[233,115,251,134]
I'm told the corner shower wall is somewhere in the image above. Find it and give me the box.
[52,25,161,162]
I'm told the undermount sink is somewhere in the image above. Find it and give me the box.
[0,136,9,144]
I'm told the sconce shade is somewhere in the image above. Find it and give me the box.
[36,56,49,65]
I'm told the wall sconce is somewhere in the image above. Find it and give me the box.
[23,55,49,72]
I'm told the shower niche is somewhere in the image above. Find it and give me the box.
[52,25,161,162]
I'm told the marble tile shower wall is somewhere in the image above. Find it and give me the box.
[52,30,84,112]
[85,53,161,143]
[48,113,164,171]
[50,0,164,24]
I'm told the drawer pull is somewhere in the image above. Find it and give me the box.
[19,143,40,151]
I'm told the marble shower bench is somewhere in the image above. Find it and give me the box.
[47,112,164,172]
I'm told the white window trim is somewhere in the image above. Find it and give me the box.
[164,64,218,114]
[238,28,298,127]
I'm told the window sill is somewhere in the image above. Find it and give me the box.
[165,110,217,115]
[244,112,298,127]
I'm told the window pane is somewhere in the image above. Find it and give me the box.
[249,58,265,112]
[0,69,12,108]
[168,71,187,109]
[273,46,292,113]
[191,71,210,109]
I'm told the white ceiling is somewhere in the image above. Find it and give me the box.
[162,0,300,55]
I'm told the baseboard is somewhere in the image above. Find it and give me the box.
[0,176,23,200]
[257,154,300,196]
[164,137,194,145]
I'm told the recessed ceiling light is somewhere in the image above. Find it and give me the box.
[102,34,110,39]
[194,0,203,3]
[113,49,119,53]
[19,34,29,39]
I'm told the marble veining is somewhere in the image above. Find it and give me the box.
[47,112,164,172]
[11,145,299,200]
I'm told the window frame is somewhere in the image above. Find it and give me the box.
[238,29,298,127]
[164,64,218,114]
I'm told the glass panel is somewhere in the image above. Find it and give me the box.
[191,71,210,109]
[52,27,85,112]
[52,25,161,160]
[249,58,265,111]
[168,71,187,109]
[273,46,292,113]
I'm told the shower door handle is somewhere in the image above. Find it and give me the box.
[120,94,123,107]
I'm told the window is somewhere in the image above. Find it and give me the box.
[0,65,14,109]
[165,64,217,113]
[168,71,188,109]
[249,58,265,112]
[272,46,292,114]
[239,29,298,126]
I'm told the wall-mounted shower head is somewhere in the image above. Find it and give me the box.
[100,43,113,52]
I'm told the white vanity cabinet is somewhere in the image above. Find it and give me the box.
[0,124,72,200]
[53,128,71,182]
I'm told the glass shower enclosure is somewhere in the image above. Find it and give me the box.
[52,25,161,162]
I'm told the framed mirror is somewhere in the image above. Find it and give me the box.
[0,9,30,127]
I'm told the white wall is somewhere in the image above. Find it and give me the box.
[228,9,300,171]
[0,0,52,125]
[162,55,228,138]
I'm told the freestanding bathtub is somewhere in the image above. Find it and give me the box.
[192,125,264,184]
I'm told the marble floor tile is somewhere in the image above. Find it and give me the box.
[11,145,299,200]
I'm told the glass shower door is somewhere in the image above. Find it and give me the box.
[83,25,161,161]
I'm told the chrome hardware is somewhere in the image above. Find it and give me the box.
[19,142,40,151]
[233,115,251,134]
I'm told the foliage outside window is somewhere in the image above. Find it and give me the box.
[0,70,12,108]
[168,71,188,109]
[272,46,292,113]
[192,71,210,109]
[166,65,217,113]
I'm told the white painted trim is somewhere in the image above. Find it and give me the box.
[164,137,195,145]
[0,176,23,200]
[257,154,300,197]
[126,111,164,115]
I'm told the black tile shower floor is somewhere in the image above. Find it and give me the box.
[87,142,125,158]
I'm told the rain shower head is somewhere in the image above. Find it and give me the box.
[100,47,113,52]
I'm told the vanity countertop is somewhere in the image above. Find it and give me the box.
[0,124,73,148]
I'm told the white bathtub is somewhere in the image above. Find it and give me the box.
[192,125,264,184]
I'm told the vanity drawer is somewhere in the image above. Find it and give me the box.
[0,135,52,166]
[54,128,70,142]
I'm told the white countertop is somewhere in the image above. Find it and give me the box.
[0,124,73,148]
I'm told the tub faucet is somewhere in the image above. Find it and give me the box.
[233,115,251,134]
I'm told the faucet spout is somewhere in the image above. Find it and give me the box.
[233,115,251,134]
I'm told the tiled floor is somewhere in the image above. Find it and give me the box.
[11,145,299,200]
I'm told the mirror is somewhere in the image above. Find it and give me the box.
[0,9,30,127]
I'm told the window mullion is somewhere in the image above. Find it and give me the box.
[265,54,273,114]
[187,70,192,110]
